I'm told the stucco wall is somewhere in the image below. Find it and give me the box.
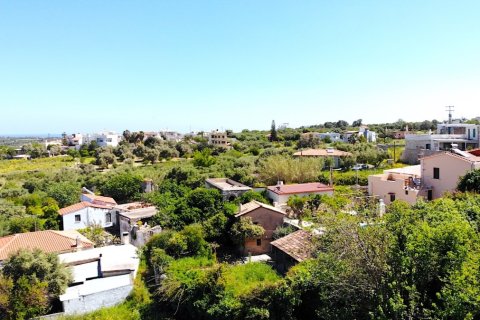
[62,284,133,315]
[368,174,420,205]
[63,207,112,231]
[422,154,478,199]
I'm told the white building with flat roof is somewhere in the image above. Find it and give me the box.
[59,244,139,315]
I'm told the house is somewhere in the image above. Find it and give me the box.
[205,178,252,201]
[368,165,425,205]
[422,150,480,199]
[208,130,230,148]
[81,191,117,207]
[59,244,139,315]
[114,202,160,247]
[402,123,480,164]
[270,230,314,273]
[342,126,377,143]
[66,133,84,147]
[59,192,117,231]
[142,131,163,141]
[267,182,334,206]
[59,202,116,231]
[235,201,286,255]
[316,132,342,142]
[0,230,93,263]
[159,131,184,142]
[293,148,352,168]
[368,149,480,204]
[85,132,121,148]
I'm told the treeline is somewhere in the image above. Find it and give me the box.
[140,193,480,320]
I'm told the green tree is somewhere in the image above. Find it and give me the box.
[270,120,278,142]
[287,195,308,225]
[0,249,71,319]
[230,216,265,246]
[458,169,480,193]
[98,172,143,203]
[46,181,80,208]
[193,148,216,167]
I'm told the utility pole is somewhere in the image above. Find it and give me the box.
[393,141,396,163]
[446,105,455,126]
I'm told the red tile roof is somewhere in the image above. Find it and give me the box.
[59,201,112,216]
[469,149,480,157]
[82,193,117,206]
[0,230,94,261]
[267,182,333,195]
[293,148,352,157]
[235,200,285,218]
[270,230,313,262]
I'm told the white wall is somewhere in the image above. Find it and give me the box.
[63,207,113,231]
[267,190,334,205]
[422,154,480,199]
[62,284,133,315]
[368,174,421,205]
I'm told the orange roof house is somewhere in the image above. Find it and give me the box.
[267,182,334,206]
[0,230,94,261]
[293,148,352,168]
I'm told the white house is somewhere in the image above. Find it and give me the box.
[84,132,121,147]
[369,149,480,204]
[59,202,116,231]
[59,244,139,315]
[316,132,342,142]
[267,182,334,206]
[402,123,480,164]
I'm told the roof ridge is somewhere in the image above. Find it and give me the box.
[49,230,93,245]
[422,151,480,163]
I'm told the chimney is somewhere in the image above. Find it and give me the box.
[142,179,154,193]
[74,236,82,251]
[82,187,95,195]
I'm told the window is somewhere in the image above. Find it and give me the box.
[433,167,440,179]
[405,190,408,195]
[105,213,112,223]
[473,129,476,138]
[426,143,431,150]
[389,193,396,202]
[256,239,262,246]
[75,214,81,222]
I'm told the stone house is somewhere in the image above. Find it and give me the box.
[235,200,286,255]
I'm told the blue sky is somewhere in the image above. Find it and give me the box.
[1,1,479,135]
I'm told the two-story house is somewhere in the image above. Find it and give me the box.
[369,149,480,204]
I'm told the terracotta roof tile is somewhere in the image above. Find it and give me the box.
[235,200,285,217]
[59,201,113,216]
[82,193,117,206]
[271,230,313,262]
[0,230,94,261]
[267,182,333,195]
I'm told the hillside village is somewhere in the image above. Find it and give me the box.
[1,114,480,319]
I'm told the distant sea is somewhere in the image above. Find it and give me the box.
[0,134,62,139]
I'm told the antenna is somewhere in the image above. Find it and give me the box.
[446,106,454,124]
